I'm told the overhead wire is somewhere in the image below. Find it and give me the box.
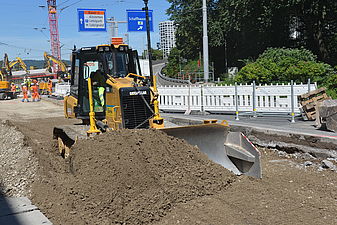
[58,0,73,7]
[60,0,86,12]
[0,42,47,53]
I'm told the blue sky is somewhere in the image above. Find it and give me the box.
[0,0,171,61]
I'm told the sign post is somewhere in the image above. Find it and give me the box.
[78,8,107,32]
[127,9,153,32]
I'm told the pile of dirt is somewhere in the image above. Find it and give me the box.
[33,129,235,225]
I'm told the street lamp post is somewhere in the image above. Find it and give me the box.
[143,0,154,86]
[202,0,209,83]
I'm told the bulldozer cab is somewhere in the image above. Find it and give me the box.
[69,45,141,120]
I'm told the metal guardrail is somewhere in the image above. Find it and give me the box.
[157,71,191,85]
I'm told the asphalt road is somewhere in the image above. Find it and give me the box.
[162,112,337,139]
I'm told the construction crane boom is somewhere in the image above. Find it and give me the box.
[44,52,67,73]
[47,0,61,76]
[9,57,28,73]
[1,54,29,79]
[44,52,69,80]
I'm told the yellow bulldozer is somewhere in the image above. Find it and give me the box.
[53,44,262,178]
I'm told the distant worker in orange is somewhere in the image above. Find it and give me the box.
[11,83,16,93]
[21,84,29,102]
[31,83,41,102]
[48,78,53,95]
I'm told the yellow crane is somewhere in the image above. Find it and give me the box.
[5,56,29,75]
[44,52,69,80]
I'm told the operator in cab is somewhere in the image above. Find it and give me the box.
[90,62,107,108]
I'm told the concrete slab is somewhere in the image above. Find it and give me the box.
[0,197,52,225]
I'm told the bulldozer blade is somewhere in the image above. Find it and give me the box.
[160,124,262,178]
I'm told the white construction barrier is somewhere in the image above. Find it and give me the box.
[54,83,70,97]
[158,83,317,114]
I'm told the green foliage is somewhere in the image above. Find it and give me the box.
[162,48,205,78]
[235,48,337,97]
[235,48,334,84]
[218,73,236,85]
[325,72,337,99]
[141,49,163,60]
[151,49,163,60]
[162,48,181,77]
[258,48,317,62]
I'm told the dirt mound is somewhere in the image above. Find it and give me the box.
[64,129,235,224]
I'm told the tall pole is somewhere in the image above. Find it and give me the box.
[106,17,127,40]
[291,80,295,123]
[202,0,209,83]
[143,0,154,86]
[235,82,239,120]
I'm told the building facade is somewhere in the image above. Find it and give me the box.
[159,21,176,58]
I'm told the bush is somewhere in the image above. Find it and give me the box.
[235,48,336,97]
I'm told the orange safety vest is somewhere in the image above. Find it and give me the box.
[31,85,38,93]
[22,86,28,93]
[22,86,28,99]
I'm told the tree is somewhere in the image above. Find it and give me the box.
[166,0,337,78]
[141,49,164,60]
[289,0,337,64]
[152,49,163,60]
[162,48,181,77]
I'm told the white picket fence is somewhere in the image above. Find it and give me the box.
[158,83,317,114]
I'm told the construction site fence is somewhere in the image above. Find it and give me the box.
[54,83,70,96]
[157,82,317,115]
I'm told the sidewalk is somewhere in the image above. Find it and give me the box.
[0,197,52,225]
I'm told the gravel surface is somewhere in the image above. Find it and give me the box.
[0,120,38,197]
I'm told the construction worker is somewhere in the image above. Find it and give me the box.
[11,83,16,93]
[48,78,53,95]
[31,83,41,102]
[24,76,32,88]
[21,84,29,102]
[90,63,106,109]
[32,79,38,86]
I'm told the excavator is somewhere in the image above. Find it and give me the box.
[53,44,262,178]
[8,56,29,75]
[0,65,11,100]
[0,54,27,100]
[44,52,70,80]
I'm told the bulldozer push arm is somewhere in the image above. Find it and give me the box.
[160,123,261,178]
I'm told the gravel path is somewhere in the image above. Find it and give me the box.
[0,120,38,197]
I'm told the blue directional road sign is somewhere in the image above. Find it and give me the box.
[78,8,107,32]
[127,10,153,32]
